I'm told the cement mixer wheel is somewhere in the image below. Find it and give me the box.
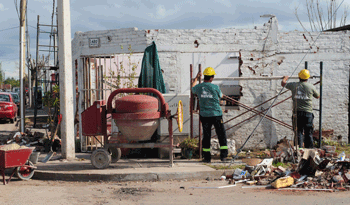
[108,147,122,163]
[91,149,111,169]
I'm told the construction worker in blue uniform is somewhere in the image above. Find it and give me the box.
[192,67,228,163]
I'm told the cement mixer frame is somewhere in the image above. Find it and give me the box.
[81,88,181,169]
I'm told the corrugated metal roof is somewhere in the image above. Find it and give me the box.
[325,24,350,31]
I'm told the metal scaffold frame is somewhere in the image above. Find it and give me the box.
[190,62,323,159]
[33,14,58,128]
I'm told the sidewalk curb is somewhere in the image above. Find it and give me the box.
[33,170,224,182]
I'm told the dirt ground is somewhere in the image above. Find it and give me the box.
[1,115,349,204]
[0,179,349,205]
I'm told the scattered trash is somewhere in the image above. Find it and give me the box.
[271,176,294,188]
[246,180,257,185]
[0,125,62,163]
[213,144,350,192]
[242,158,262,166]
[339,151,346,161]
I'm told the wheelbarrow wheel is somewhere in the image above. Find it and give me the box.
[108,147,122,163]
[91,149,111,169]
[16,161,35,180]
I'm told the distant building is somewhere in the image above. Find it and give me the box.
[0,84,11,91]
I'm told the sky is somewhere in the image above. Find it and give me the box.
[0,0,349,79]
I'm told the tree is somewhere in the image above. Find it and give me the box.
[4,77,20,88]
[295,0,348,32]
[0,62,4,84]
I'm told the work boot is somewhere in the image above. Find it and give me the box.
[202,151,211,163]
[220,149,228,162]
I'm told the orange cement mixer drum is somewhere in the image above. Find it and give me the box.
[114,95,158,114]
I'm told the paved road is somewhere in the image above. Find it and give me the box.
[0,118,18,141]
[0,179,348,205]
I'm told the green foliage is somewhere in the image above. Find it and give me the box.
[322,138,342,146]
[43,91,52,107]
[43,91,58,107]
[43,85,60,108]
[43,85,60,130]
[0,62,3,84]
[272,162,292,168]
[52,85,60,107]
[4,77,20,87]
[106,45,140,95]
[320,139,350,156]
[179,137,199,149]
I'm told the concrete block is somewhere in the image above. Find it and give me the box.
[271,176,294,188]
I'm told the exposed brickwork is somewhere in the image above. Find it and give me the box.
[72,18,350,150]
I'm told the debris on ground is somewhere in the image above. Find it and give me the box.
[271,176,294,188]
[219,144,350,192]
[0,143,28,151]
[270,137,296,163]
[0,129,61,154]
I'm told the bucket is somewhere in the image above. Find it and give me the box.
[29,152,40,164]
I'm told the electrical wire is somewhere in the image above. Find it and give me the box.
[227,0,346,166]
[0,26,19,32]
[13,0,20,20]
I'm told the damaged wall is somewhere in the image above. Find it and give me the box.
[72,17,350,151]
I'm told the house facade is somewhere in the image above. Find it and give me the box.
[72,17,350,152]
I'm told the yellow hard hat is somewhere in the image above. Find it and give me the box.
[298,69,310,80]
[203,67,216,76]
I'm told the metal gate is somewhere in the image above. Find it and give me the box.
[77,53,143,152]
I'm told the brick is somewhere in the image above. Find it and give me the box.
[72,20,349,149]
[271,176,294,189]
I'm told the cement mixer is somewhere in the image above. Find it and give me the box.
[81,88,183,169]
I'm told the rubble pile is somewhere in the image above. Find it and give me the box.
[270,137,295,163]
[1,130,44,146]
[0,130,60,152]
[225,146,350,191]
[0,143,27,151]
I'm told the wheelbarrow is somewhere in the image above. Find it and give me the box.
[0,147,36,185]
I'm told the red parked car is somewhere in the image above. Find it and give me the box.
[0,92,18,123]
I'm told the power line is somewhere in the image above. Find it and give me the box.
[28,25,50,33]
[13,0,20,21]
[0,26,19,33]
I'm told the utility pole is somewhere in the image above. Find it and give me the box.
[53,29,58,67]
[19,0,27,132]
[26,0,31,111]
[57,0,75,159]
[34,15,39,128]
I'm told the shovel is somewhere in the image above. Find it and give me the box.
[42,114,62,163]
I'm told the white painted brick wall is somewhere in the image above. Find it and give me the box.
[72,20,350,150]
